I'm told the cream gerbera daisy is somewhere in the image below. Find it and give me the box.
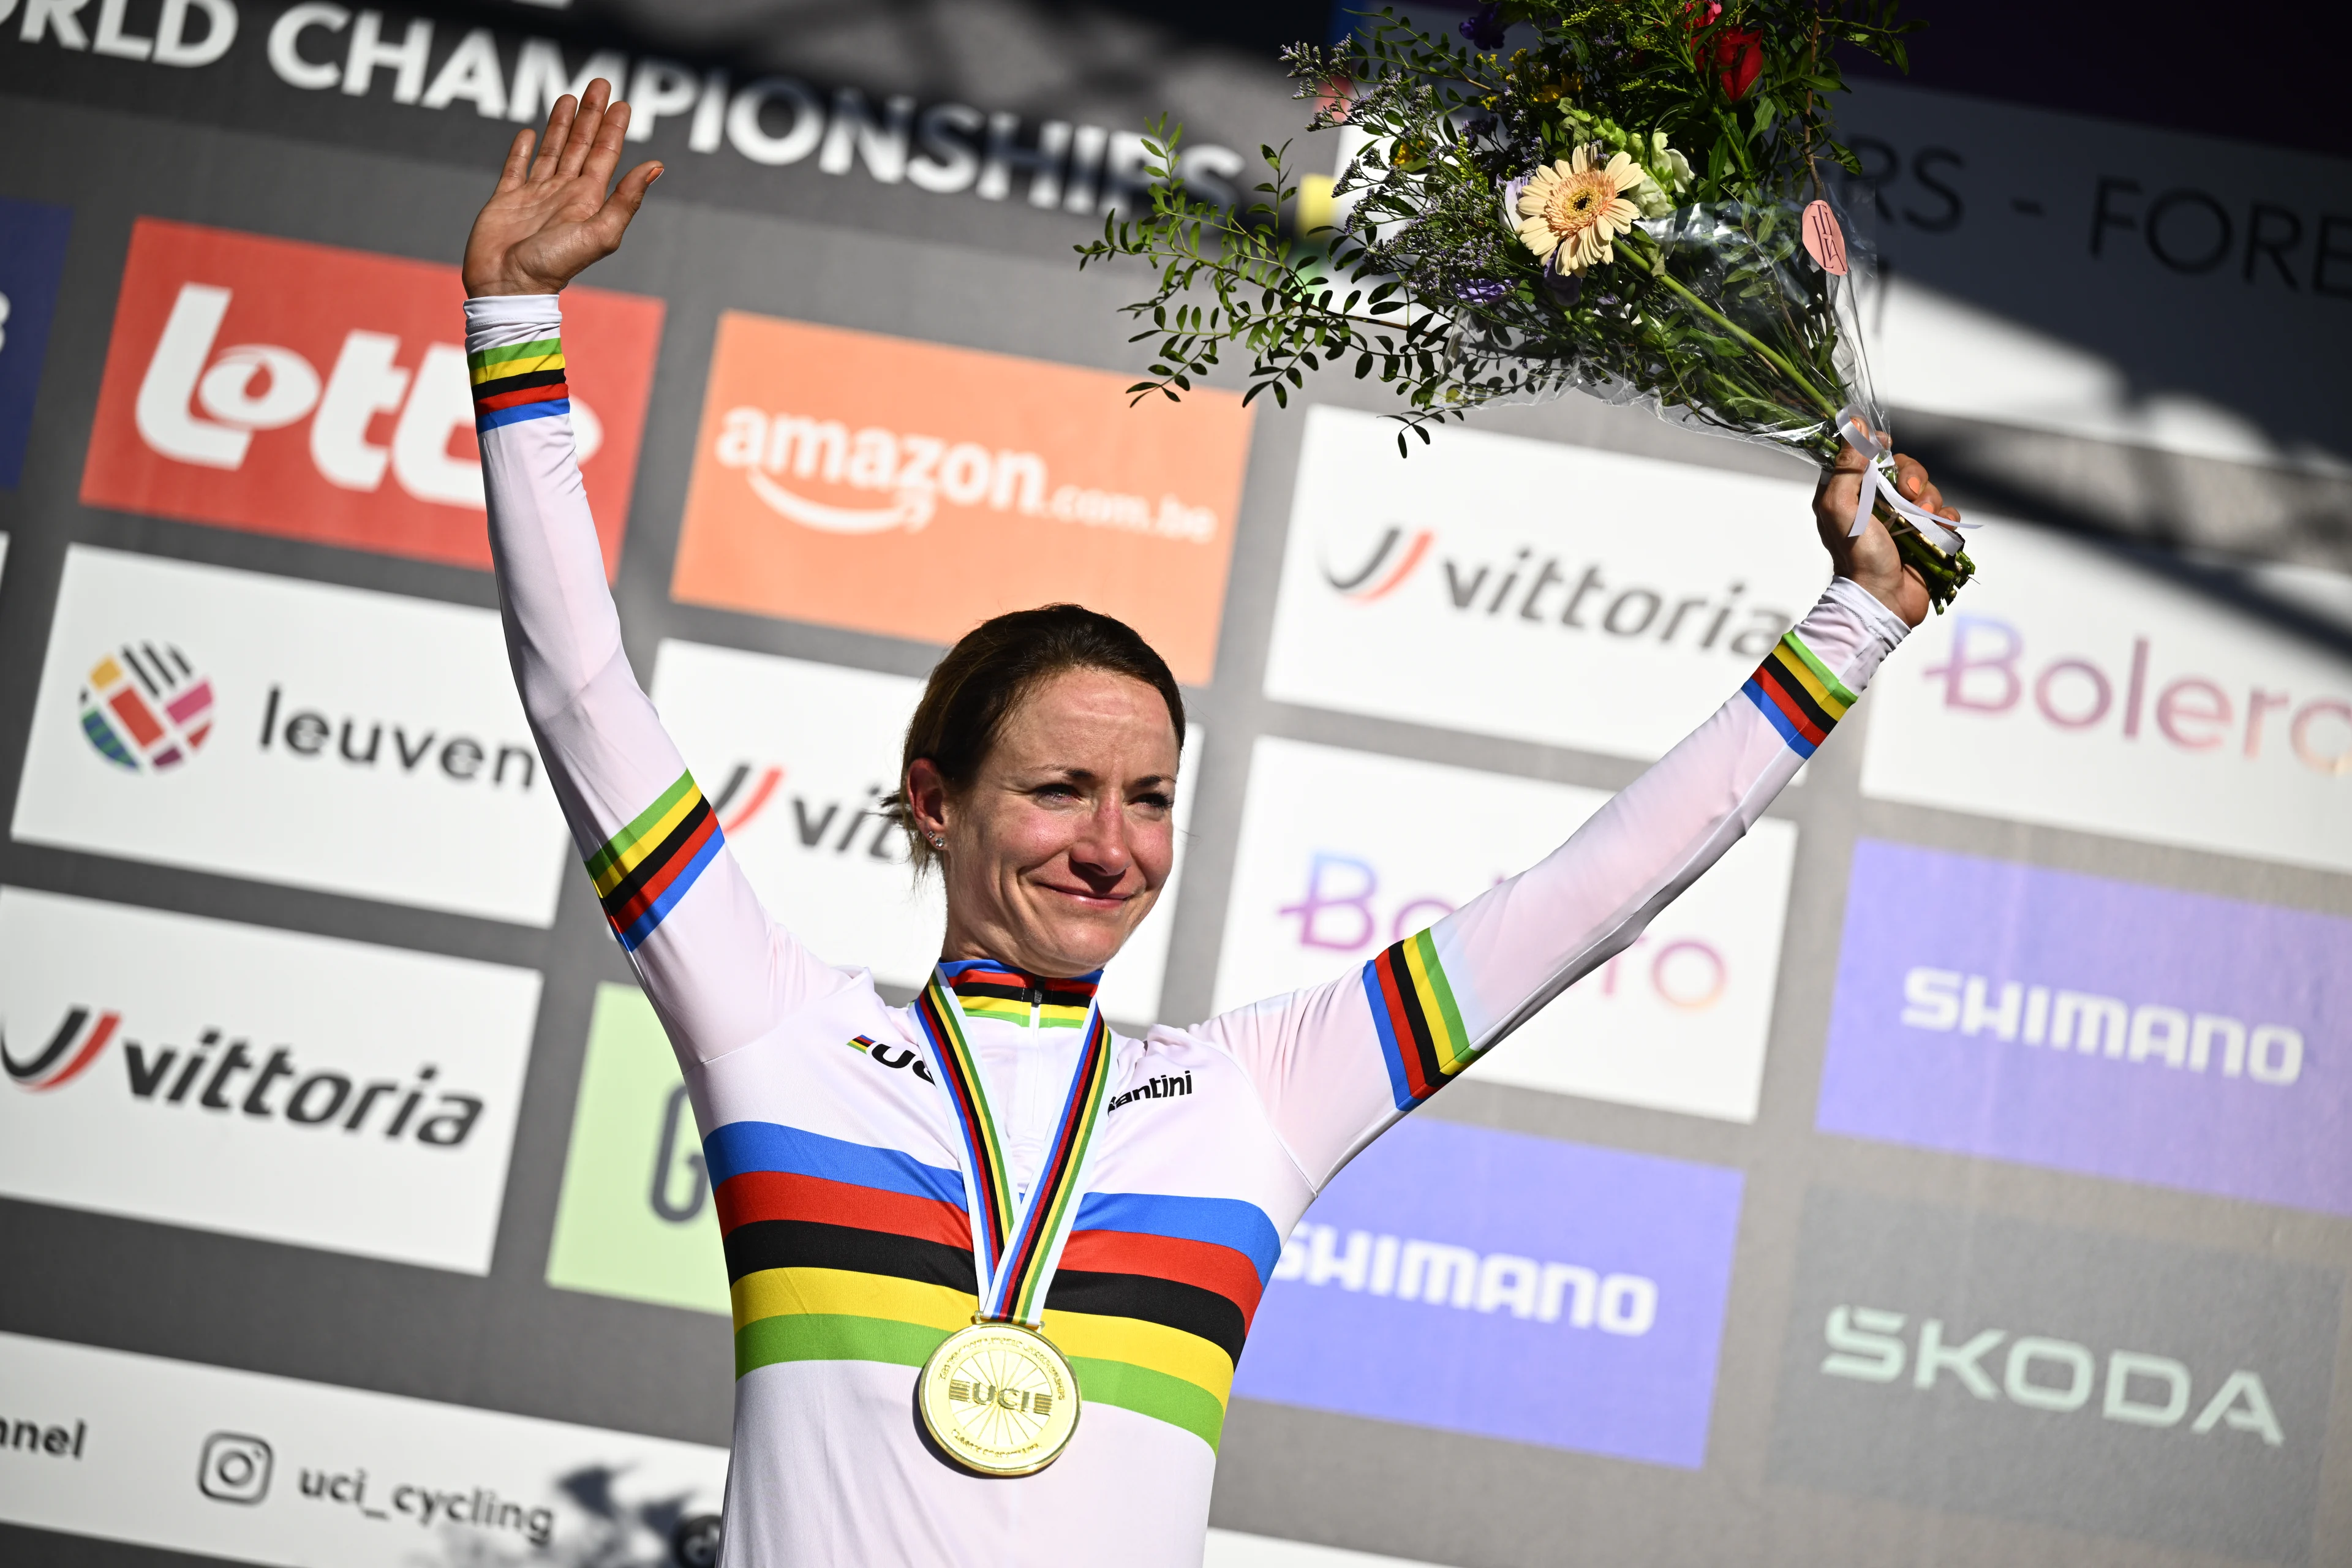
[1514,146,1647,273]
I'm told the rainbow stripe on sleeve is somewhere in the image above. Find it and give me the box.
[1742,629,1855,758]
[583,771,723,951]
[469,336,570,432]
[1363,928,1476,1111]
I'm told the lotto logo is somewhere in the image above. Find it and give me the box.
[81,219,662,576]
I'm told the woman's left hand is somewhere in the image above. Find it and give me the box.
[1814,436,1954,628]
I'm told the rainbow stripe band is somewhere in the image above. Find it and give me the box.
[913,971,1114,1324]
[469,335,570,432]
[1743,629,1855,759]
[584,771,723,950]
[709,1117,1281,1452]
[1363,927,1476,1111]
[939,959,1099,1029]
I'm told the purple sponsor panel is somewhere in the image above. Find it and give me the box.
[1819,839,2352,1215]
[1232,1117,1744,1468]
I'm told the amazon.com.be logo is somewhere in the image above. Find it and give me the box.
[80,642,214,771]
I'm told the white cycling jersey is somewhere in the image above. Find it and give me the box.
[468,293,1908,1567]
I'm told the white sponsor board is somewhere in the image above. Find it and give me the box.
[0,889,537,1275]
[649,641,1194,1023]
[12,546,571,924]
[0,1331,723,1567]
[1213,737,1797,1122]
[1263,405,1828,763]
[1839,80,2351,473]
[1860,520,2352,873]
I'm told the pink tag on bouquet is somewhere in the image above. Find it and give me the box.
[1803,200,1849,274]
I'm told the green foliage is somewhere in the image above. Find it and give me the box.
[1075,0,1976,607]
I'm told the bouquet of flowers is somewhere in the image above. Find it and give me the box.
[1077,0,1978,608]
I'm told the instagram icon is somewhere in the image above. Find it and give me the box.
[196,1431,273,1504]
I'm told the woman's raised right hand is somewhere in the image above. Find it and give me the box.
[461,77,661,298]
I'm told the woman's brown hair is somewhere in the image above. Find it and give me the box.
[881,605,1185,874]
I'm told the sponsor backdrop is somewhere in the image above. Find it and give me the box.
[0,6,2346,1568]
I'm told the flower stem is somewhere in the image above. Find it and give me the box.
[1620,229,1841,420]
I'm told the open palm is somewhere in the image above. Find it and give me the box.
[462,77,660,298]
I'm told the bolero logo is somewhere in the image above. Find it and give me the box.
[2,1007,123,1093]
[83,219,661,576]
[78,641,214,772]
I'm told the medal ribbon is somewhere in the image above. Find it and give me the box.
[912,968,1115,1327]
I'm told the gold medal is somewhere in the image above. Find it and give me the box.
[911,970,1115,1477]
[918,1319,1081,1476]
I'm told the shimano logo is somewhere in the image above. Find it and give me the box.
[1900,967,2304,1085]
[1822,1305,2285,1446]
[1275,1223,1657,1335]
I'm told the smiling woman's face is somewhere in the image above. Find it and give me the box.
[907,666,1180,981]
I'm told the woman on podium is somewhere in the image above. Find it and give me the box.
[464,80,1950,1568]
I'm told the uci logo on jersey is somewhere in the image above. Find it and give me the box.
[846,1034,934,1084]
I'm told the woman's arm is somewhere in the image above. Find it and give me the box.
[1186,445,1950,1190]
[467,84,840,1066]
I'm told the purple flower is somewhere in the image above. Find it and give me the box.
[1453,278,1510,304]
[1459,4,1507,50]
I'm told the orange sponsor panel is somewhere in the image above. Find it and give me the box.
[671,312,1252,684]
[83,218,663,578]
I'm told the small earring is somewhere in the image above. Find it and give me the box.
[927,833,946,849]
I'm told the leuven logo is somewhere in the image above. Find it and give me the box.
[78,641,213,771]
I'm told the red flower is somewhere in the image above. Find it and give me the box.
[1712,24,1764,99]
[1686,2,1765,100]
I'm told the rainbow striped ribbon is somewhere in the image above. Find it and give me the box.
[911,968,1114,1327]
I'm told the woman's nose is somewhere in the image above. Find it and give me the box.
[1066,797,1132,875]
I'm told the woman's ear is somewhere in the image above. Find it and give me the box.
[905,758,951,840]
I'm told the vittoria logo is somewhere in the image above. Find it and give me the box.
[81,219,660,575]
[4,1002,487,1145]
[78,642,214,771]
[1,1007,121,1092]
[1320,524,1791,661]
[0,888,538,1274]
[1266,405,1830,763]
[709,761,899,861]
[1321,524,1432,601]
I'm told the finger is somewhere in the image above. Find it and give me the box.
[560,78,612,178]
[589,160,662,246]
[1829,435,1870,473]
[530,95,576,181]
[582,100,633,190]
[1892,451,1931,500]
[496,127,535,192]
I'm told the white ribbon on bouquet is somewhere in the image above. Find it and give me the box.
[1836,406,1978,556]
